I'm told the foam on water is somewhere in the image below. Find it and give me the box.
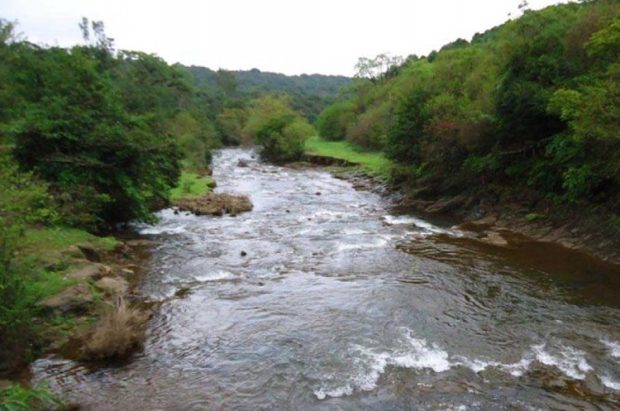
[383,215,463,238]
[336,237,388,252]
[601,375,620,391]
[532,344,592,380]
[139,225,187,235]
[314,329,605,400]
[601,338,620,359]
[194,270,237,282]
[314,330,453,399]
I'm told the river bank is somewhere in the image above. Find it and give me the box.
[0,171,220,409]
[301,138,620,267]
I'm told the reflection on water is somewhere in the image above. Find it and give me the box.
[33,149,620,410]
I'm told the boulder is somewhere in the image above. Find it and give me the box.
[38,283,93,313]
[95,276,129,296]
[425,195,467,214]
[64,263,109,281]
[173,192,253,217]
[125,239,156,247]
[77,245,101,262]
[237,159,250,167]
[479,231,509,247]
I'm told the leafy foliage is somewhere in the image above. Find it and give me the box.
[316,100,356,141]
[0,383,63,411]
[246,96,315,162]
[320,0,620,208]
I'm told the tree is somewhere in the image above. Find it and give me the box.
[354,53,404,81]
[215,69,238,96]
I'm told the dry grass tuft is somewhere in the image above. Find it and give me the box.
[83,298,149,359]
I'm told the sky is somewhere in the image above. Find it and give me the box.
[1,0,568,76]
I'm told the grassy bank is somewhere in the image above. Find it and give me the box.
[170,172,215,201]
[1,226,120,376]
[304,136,392,179]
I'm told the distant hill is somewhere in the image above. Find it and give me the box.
[183,66,352,121]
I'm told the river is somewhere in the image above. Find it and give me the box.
[33,148,620,410]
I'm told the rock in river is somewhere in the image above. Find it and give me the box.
[174,192,253,217]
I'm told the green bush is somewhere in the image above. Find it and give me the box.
[4,45,181,229]
[256,115,314,162]
[316,101,356,141]
[0,154,54,362]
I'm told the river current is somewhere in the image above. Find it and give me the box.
[33,148,620,410]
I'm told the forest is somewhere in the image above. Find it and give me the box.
[317,0,619,224]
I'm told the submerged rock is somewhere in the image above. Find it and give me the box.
[174,193,253,217]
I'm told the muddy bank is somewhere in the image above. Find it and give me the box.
[395,192,620,266]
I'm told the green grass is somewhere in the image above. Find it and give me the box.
[0,383,64,411]
[14,226,119,303]
[22,227,119,255]
[170,172,214,200]
[304,136,392,179]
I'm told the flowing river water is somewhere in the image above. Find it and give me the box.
[33,148,620,410]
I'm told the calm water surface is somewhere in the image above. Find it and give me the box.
[33,148,620,410]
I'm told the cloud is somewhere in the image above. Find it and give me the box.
[0,0,567,75]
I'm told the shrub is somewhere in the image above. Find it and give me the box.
[316,101,356,141]
[346,102,393,150]
[83,298,149,359]
[256,115,314,162]
[0,153,55,361]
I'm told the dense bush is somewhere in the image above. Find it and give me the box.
[0,153,54,363]
[321,0,620,208]
[256,115,315,162]
[315,100,356,141]
[0,18,230,229]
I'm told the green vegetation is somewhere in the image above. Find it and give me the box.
[317,0,620,215]
[0,17,222,378]
[170,172,215,200]
[0,15,338,377]
[242,95,315,162]
[305,136,392,178]
[0,383,64,411]
[185,66,351,122]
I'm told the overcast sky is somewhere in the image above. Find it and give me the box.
[1,0,567,76]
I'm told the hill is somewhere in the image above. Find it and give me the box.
[183,66,351,121]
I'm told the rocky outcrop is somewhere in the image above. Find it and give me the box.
[64,263,110,281]
[424,195,468,214]
[95,276,129,296]
[125,239,156,248]
[174,192,253,217]
[38,283,94,314]
[302,154,359,167]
